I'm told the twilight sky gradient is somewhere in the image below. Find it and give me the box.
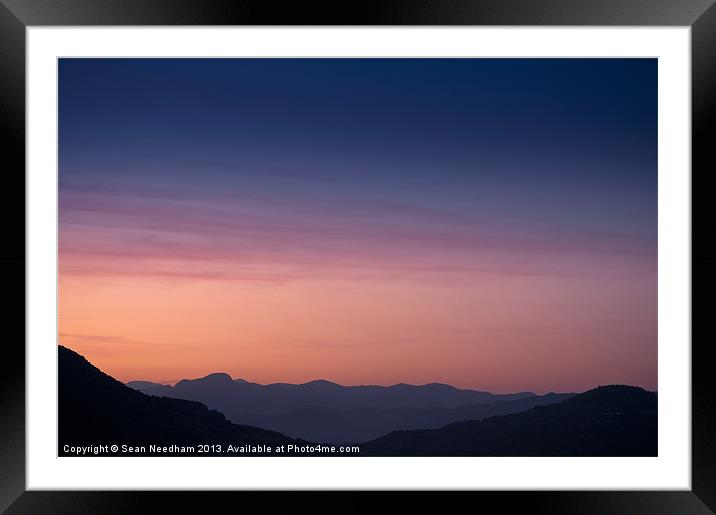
[58,58,657,393]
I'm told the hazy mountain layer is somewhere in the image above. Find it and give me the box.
[236,393,574,443]
[127,371,549,442]
[128,373,534,415]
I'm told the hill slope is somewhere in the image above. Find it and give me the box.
[361,385,657,456]
[59,346,302,456]
[237,393,573,443]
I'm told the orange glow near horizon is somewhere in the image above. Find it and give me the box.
[59,257,657,393]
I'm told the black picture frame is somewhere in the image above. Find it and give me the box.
[1,1,714,512]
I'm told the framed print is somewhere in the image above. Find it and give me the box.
[1,0,714,512]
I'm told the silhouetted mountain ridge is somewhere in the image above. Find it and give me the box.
[361,385,657,456]
[62,346,656,456]
[129,372,535,418]
[127,370,547,442]
[59,346,303,456]
[125,380,168,390]
[175,372,234,387]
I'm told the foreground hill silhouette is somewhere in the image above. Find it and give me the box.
[361,385,657,456]
[59,346,303,456]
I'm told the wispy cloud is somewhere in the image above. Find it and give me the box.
[58,184,655,284]
[58,332,169,347]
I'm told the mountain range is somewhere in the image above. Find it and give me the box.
[61,345,658,456]
[128,375,534,413]
[127,373,554,442]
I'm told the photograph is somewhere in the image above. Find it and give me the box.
[3,0,713,508]
[57,57,658,458]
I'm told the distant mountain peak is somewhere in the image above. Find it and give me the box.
[559,384,656,412]
[174,372,234,388]
[126,380,168,390]
[419,382,458,390]
[201,372,234,382]
[302,379,339,387]
[567,384,653,400]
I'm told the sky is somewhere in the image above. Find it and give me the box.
[58,58,657,393]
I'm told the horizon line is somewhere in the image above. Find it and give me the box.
[59,344,657,395]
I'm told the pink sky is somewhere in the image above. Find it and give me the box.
[58,190,657,393]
